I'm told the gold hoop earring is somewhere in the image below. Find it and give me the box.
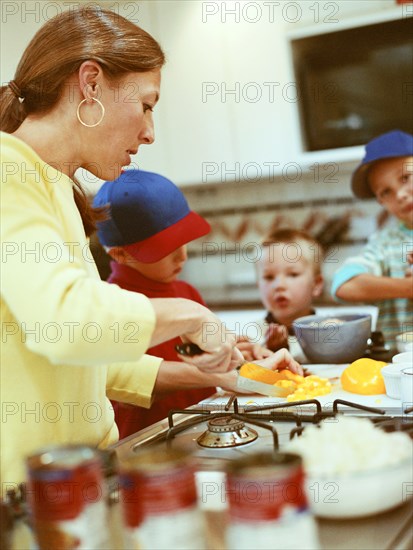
[76,97,105,128]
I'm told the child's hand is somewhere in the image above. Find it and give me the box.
[265,323,289,352]
[405,252,413,277]
[236,337,273,361]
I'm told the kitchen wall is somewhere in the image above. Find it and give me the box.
[180,162,383,308]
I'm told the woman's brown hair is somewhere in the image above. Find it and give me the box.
[0,6,165,235]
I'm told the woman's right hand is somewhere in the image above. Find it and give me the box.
[150,298,239,373]
[179,317,241,373]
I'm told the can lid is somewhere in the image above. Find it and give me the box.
[26,445,98,469]
[120,447,192,473]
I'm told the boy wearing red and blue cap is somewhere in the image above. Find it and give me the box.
[332,130,413,349]
[93,170,216,437]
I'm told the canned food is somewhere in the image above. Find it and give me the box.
[120,447,206,550]
[26,445,111,550]
[226,452,320,550]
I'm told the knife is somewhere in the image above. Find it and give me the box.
[174,343,295,398]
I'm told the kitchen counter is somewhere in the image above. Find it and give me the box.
[11,365,411,549]
[109,363,412,550]
[11,497,412,550]
[15,405,409,549]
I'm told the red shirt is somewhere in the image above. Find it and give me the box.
[108,262,214,438]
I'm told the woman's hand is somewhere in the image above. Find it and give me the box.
[180,342,243,374]
[236,337,273,361]
[178,323,241,374]
[254,348,303,376]
[214,368,251,394]
[150,298,238,373]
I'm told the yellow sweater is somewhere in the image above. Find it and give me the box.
[0,133,162,492]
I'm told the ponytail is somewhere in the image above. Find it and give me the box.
[0,84,26,133]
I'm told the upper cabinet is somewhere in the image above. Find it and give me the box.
[140,2,305,185]
[280,0,402,31]
[138,1,301,185]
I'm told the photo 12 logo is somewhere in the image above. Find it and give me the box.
[201,1,340,25]
[202,81,338,105]
[1,2,141,24]
[201,160,339,184]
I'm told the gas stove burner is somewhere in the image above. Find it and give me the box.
[197,416,258,448]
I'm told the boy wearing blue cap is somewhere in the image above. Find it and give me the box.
[332,130,413,349]
[93,170,221,436]
[94,172,302,436]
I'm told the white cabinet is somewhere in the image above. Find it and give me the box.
[138,2,300,185]
[218,19,301,176]
[139,1,304,184]
[136,1,236,185]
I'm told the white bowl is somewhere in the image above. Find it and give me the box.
[381,364,404,399]
[286,417,413,519]
[396,331,413,353]
[400,367,413,405]
[392,351,413,364]
[304,456,413,518]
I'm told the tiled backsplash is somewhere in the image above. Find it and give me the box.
[180,162,383,308]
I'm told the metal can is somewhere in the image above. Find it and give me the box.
[26,445,111,550]
[119,447,206,550]
[226,452,320,550]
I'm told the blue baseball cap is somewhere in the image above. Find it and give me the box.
[93,170,211,263]
[351,130,413,199]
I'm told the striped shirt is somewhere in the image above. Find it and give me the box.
[331,219,413,348]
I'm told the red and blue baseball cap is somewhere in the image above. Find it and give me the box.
[351,130,413,199]
[93,170,211,263]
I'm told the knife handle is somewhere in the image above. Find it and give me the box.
[175,342,245,370]
[175,343,204,356]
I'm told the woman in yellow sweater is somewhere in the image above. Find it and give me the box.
[0,7,299,492]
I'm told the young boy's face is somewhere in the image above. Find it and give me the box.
[368,156,413,229]
[120,245,188,283]
[256,242,323,326]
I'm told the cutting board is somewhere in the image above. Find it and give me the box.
[214,364,401,409]
[301,364,399,409]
